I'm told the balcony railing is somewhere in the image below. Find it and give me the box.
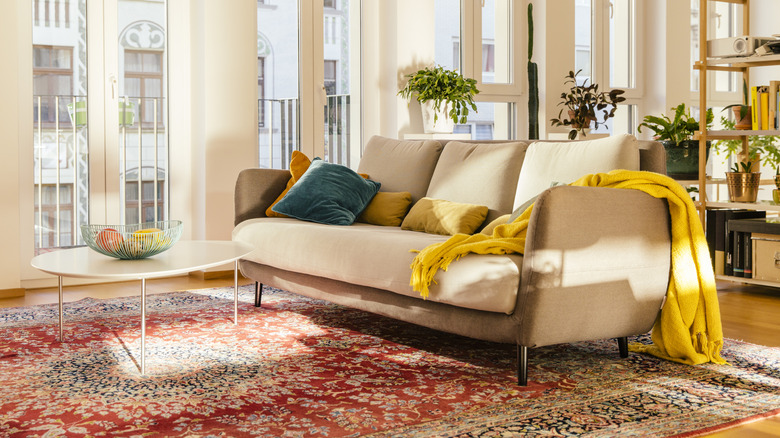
[258,94,351,169]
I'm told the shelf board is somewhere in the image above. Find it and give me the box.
[694,130,780,139]
[715,275,780,288]
[676,177,777,185]
[706,200,780,211]
[703,53,780,67]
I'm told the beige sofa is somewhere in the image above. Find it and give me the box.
[233,135,671,385]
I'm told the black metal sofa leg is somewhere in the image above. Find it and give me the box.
[517,345,528,386]
[617,337,629,358]
[254,282,263,307]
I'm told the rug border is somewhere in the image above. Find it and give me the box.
[671,406,780,437]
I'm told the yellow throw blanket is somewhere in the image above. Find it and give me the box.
[409,169,726,366]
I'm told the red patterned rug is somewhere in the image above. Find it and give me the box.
[0,286,778,437]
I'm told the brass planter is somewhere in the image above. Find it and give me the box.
[726,172,761,203]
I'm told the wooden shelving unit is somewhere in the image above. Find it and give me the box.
[695,0,780,224]
[696,0,780,287]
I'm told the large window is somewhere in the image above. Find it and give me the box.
[435,0,521,140]
[575,0,641,136]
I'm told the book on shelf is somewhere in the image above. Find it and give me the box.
[733,231,744,277]
[745,230,753,279]
[751,85,759,130]
[761,89,770,130]
[770,81,779,130]
[749,83,780,130]
[726,218,780,279]
[718,210,767,276]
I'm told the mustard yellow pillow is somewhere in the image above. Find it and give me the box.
[401,197,489,235]
[357,191,413,226]
[480,214,511,235]
[266,151,312,217]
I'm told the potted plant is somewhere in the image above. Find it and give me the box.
[726,160,761,202]
[398,65,479,134]
[549,69,626,140]
[637,103,714,180]
[722,79,752,130]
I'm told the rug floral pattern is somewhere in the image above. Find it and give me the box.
[0,286,778,437]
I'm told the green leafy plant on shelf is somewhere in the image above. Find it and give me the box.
[398,65,479,124]
[637,103,714,144]
[714,117,780,172]
[549,69,626,140]
[730,161,754,173]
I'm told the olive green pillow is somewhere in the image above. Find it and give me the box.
[401,197,489,236]
[357,191,413,226]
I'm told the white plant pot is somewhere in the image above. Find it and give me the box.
[421,100,455,134]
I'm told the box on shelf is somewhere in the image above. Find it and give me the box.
[727,218,780,281]
[753,233,780,282]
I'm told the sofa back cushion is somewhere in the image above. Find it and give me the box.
[512,134,640,209]
[425,141,528,225]
[357,136,444,203]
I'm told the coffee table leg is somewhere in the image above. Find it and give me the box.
[58,276,63,342]
[141,278,146,375]
[234,260,239,325]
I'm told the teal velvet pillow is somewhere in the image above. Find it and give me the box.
[271,159,381,225]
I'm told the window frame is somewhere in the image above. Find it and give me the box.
[457,0,523,139]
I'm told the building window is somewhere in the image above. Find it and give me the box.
[124,50,164,126]
[125,179,165,224]
[482,43,495,73]
[34,184,74,250]
[324,60,337,95]
[33,45,73,126]
[258,57,265,128]
[324,0,336,9]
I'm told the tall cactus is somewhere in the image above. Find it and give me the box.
[527,3,539,140]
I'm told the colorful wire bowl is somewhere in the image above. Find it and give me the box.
[81,220,183,260]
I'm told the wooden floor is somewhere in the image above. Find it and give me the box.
[1,276,779,436]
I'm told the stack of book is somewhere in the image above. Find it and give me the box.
[706,209,766,277]
[750,82,780,130]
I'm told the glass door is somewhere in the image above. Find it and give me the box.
[256,0,359,169]
[29,0,168,259]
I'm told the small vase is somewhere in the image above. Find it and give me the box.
[421,100,454,134]
[733,106,752,130]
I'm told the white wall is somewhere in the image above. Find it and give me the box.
[361,0,436,140]
[749,0,780,85]
[199,0,258,241]
[0,0,29,291]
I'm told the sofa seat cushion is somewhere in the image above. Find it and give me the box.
[233,218,522,314]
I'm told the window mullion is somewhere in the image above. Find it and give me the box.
[460,0,478,82]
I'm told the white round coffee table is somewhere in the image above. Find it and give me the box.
[30,240,254,375]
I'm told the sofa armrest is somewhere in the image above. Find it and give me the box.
[234,168,291,226]
[515,185,671,347]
